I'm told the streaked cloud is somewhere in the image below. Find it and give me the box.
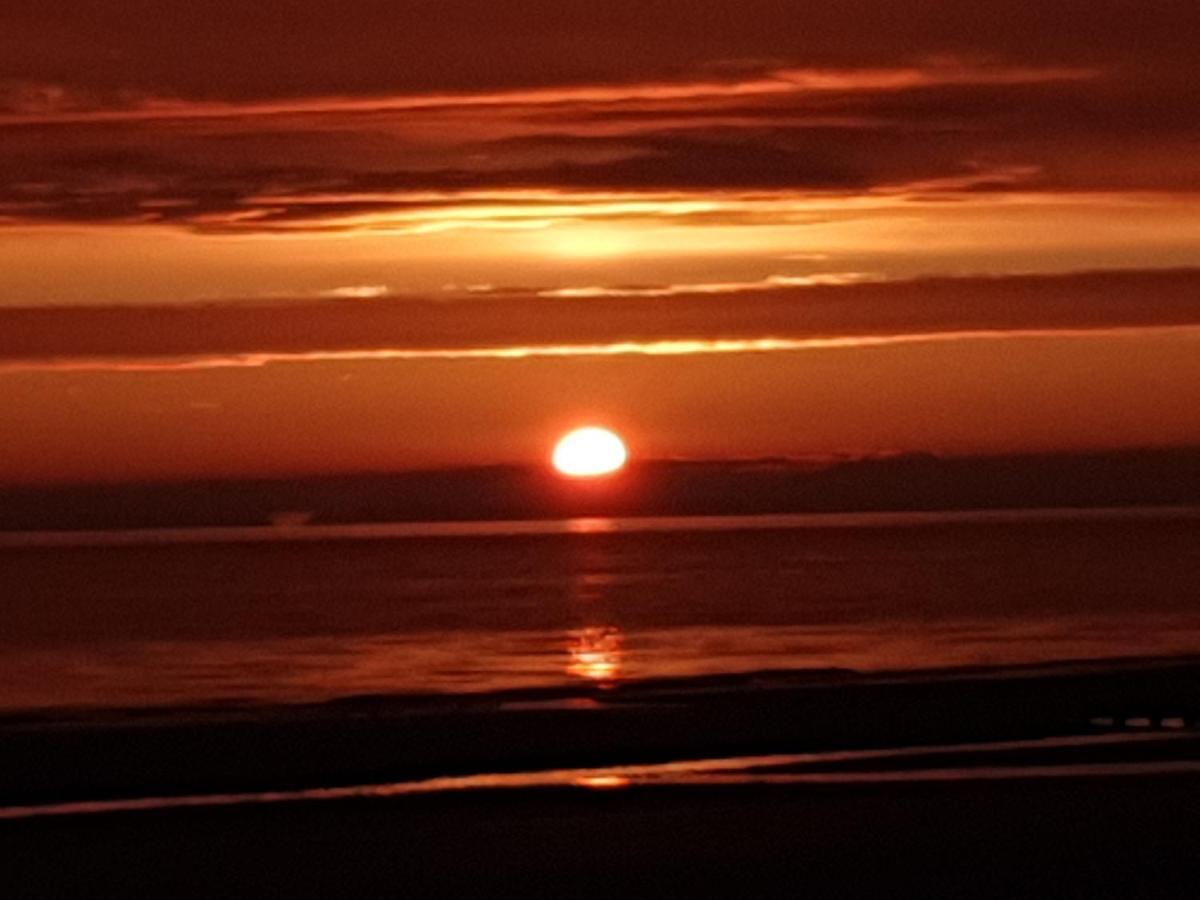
[4,269,1199,372]
[8,324,1200,375]
[317,285,390,300]
[3,1,1193,100]
[534,274,878,298]
[0,63,1097,125]
[0,49,1193,236]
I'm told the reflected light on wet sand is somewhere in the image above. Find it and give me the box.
[573,775,633,790]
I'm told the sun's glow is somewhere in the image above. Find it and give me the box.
[542,227,638,258]
[552,427,629,478]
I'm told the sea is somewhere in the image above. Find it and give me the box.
[2,507,1198,715]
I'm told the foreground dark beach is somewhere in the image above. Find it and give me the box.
[3,654,1199,808]
[4,657,1200,895]
[6,766,1199,897]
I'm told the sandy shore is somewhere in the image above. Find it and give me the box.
[2,656,1199,895]
[2,655,1197,807]
[4,767,1199,897]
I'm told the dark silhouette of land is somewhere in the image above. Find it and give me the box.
[3,446,1199,532]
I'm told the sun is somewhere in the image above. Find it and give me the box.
[552,427,628,478]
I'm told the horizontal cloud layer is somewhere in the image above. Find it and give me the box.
[4,269,1199,371]
[2,4,1198,235]
[3,1,1194,102]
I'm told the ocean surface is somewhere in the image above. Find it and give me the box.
[2,508,1198,714]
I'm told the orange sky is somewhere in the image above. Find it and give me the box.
[2,1,1199,482]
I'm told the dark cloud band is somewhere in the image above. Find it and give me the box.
[3,270,1199,366]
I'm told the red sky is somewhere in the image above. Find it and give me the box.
[2,1,1199,482]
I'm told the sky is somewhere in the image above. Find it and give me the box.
[2,1,1199,483]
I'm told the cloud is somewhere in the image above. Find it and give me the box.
[0,4,1196,238]
[0,59,1192,235]
[0,64,1096,125]
[317,285,390,300]
[4,269,1199,371]
[1,1,1193,102]
[9,325,1200,374]
[534,274,878,298]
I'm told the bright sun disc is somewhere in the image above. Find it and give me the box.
[553,427,628,478]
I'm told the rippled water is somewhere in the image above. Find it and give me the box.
[2,508,1198,712]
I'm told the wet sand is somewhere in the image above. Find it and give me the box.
[2,655,1198,807]
[3,656,1199,895]
[4,766,1199,897]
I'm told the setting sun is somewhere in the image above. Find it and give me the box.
[552,427,629,478]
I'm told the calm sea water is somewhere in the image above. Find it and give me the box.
[2,508,1198,713]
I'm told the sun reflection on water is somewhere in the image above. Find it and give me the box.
[567,626,624,685]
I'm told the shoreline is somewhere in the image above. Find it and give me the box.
[4,651,1199,729]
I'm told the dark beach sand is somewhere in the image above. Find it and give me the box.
[4,768,1199,897]
[3,656,1199,896]
[3,654,1198,806]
